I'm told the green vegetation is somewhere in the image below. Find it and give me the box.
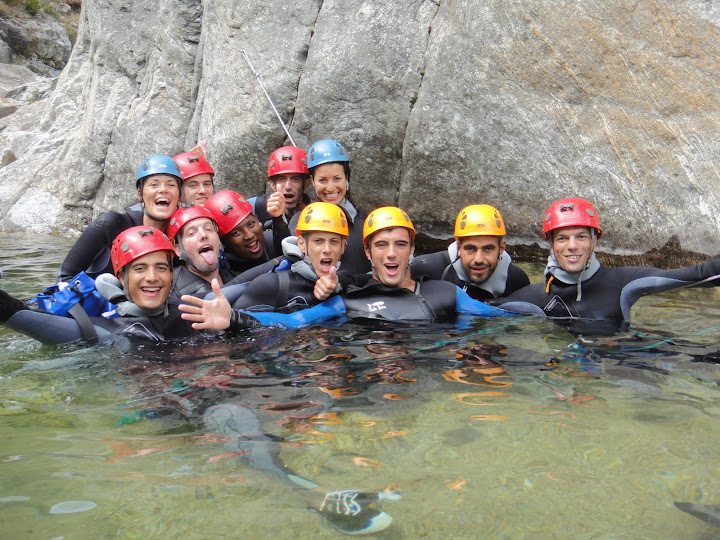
[24,0,41,15]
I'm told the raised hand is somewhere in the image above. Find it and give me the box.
[266,190,287,218]
[314,265,339,301]
[179,278,231,330]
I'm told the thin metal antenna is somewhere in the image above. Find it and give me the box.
[240,50,297,147]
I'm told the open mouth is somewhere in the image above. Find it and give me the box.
[245,239,261,254]
[317,257,334,273]
[321,190,341,202]
[384,262,400,276]
[198,245,216,265]
[140,286,162,297]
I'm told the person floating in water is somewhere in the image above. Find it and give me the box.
[493,197,720,333]
[1,226,196,344]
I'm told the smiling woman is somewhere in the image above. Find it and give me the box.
[57,155,181,282]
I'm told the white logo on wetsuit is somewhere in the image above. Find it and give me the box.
[544,295,574,317]
[367,301,386,312]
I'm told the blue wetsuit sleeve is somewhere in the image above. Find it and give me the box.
[248,196,257,212]
[455,288,521,318]
[234,295,346,328]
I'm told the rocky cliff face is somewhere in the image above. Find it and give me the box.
[1,0,719,260]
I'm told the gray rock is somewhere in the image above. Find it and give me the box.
[0,0,718,263]
[0,16,71,75]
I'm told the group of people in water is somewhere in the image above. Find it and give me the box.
[2,138,720,343]
[2,138,719,534]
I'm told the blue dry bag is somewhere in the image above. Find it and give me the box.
[34,271,115,317]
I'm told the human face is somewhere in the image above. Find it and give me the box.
[550,226,595,273]
[138,174,180,221]
[364,228,415,290]
[311,163,347,204]
[270,173,308,213]
[458,236,506,284]
[118,251,172,311]
[176,217,220,276]
[223,214,265,260]
[182,174,214,206]
[297,231,346,276]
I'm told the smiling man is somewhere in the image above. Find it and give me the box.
[173,151,215,207]
[205,190,287,274]
[494,197,720,333]
[166,206,235,301]
[411,205,529,300]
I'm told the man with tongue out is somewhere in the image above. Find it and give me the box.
[166,206,235,301]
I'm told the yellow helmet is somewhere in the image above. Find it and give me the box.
[295,202,349,237]
[363,206,416,244]
[454,204,506,239]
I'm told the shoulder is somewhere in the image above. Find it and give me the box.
[412,251,451,277]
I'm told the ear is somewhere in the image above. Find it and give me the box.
[173,244,182,258]
[364,243,372,261]
[296,235,307,256]
[499,240,507,253]
[117,269,125,285]
[137,186,143,202]
[339,238,346,255]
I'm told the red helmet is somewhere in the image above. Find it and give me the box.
[167,206,217,242]
[542,198,602,239]
[111,226,174,276]
[205,190,254,236]
[267,146,308,177]
[173,152,215,181]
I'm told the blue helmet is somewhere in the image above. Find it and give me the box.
[307,139,349,169]
[136,155,183,188]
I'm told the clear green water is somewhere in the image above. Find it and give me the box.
[0,233,719,539]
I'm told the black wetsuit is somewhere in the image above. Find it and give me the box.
[232,271,322,313]
[411,249,530,300]
[341,278,461,322]
[288,202,371,275]
[494,259,720,333]
[58,207,143,281]
[4,302,195,345]
[168,265,236,302]
[230,277,513,329]
[231,267,362,313]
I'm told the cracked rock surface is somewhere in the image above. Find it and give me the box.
[0,0,719,261]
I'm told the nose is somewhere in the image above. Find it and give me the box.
[145,266,159,282]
